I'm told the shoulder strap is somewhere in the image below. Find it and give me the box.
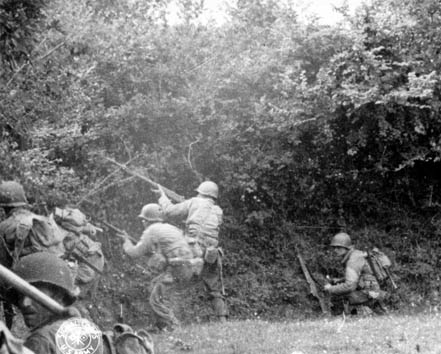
[366,250,381,282]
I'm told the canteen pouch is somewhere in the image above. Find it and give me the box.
[204,246,218,264]
[185,236,203,258]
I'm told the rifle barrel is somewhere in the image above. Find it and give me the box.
[0,264,67,315]
[104,157,185,202]
[101,220,138,243]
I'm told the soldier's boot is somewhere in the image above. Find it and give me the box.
[212,297,228,322]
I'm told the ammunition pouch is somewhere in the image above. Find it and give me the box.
[147,253,167,274]
[168,257,203,280]
[185,236,203,258]
[204,246,219,264]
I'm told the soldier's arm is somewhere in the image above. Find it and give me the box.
[326,256,364,295]
[158,196,192,221]
[123,230,154,259]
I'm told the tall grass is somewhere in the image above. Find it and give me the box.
[153,312,441,354]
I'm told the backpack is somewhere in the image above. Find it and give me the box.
[54,207,105,284]
[103,323,154,354]
[366,247,393,284]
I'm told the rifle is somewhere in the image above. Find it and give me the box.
[0,264,69,316]
[218,251,225,296]
[65,249,104,275]
[385,268,398,290]
[297,252,330,314]
[100,220,139,244]
[104,156,185,203]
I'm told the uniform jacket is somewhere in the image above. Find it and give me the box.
[158,195,223,247]
[123,222,192,260]
[24,316,103,354]
[0,208,65,263]
[327,248,379,295]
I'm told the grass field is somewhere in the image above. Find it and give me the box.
[153,311,441,354]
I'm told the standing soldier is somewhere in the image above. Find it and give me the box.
[155,181,228,322]
[7,252,103,354]
[118,203,202,332]
[324,232,388,315]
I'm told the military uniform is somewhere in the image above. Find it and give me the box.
[326,248,381,305]
[123,218,196,330]
[10,252,103,354]
[0,209,65,263]
[25,317,75,354]
[0,181,65,329]
[158,182,227,320]
[325,232,387,314]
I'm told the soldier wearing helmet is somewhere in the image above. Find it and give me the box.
[0,181,65,262]
[8,252,103,354]
[118,203,196,331]
[0,181,65,328]
[154,181,227,322]
[324,232,387,315]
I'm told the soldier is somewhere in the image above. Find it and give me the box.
[0,181,65,262]
[324,232,388,315]
[0,181,65,328]
[155,181,228,322]
[118,203,201,332]
[8,252,103,354]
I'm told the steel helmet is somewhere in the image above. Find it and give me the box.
[138,203,164,222]
[196,181,218,199]
[0,181,29,207]
[330,232,352,249]
[12,252,79,304]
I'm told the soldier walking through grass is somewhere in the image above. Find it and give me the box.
[155,181,228,322]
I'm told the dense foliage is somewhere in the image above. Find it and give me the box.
[2,0,441,324]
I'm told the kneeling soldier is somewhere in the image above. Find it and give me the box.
[324,232,388,315]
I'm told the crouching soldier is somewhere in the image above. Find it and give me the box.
[7,252,103,354]
[119,204,202,332]
[324,232,388,315]
[156,181,228,322]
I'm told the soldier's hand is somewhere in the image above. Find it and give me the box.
[117,230,130,241]
[151,185,165,196]
[324,283,332,292]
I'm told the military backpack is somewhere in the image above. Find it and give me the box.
[102,323,154,354]
[366,247,395,287]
